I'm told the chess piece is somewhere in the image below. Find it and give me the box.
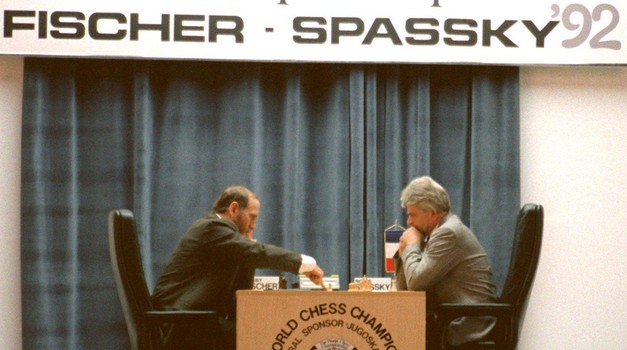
[360,275,372,291]
[348,275,373,292]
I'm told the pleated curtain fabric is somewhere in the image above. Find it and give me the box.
[21,58,519,348]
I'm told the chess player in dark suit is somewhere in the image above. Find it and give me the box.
[152,185,324,349]
[394,176,497,348]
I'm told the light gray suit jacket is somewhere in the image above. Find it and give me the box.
[394,213,497,346]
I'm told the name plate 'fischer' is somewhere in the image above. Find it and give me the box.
[253,276,281,290]
[236,290,426,350]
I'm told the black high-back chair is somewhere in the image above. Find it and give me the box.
[434,203,544,349]
[108,209,220,349]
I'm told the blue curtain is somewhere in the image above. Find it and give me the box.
[21,58,519,349]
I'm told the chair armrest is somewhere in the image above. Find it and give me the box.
[143,310,219,326]
[437,302,514,321]
[435,303,515,349]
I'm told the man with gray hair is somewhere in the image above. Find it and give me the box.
[394,176,497,348]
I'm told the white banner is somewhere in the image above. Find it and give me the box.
[1,0,625,65]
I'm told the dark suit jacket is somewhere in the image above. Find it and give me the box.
[152,212,302,318]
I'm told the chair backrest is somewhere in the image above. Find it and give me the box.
[108,209,153,350]
[500,203,544,326]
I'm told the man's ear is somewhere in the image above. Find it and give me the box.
[227,201,239,217]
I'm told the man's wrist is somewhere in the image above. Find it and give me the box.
[401,243,420,260]
[299,254,317,273]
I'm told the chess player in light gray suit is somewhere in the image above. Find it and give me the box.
[394,176,497,348]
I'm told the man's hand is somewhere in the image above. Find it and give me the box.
[240,229,254,240]
[399,226,422,255]
[304,265,324,286]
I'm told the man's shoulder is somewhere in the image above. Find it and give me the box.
[441,213,461,226]
[431,214,472,244]
[187,213,237,237]
[438,214,487,252]
[440,214,471,234]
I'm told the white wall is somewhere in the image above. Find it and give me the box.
[0,56,23,350]
[0,61,625,349]
[519,67,627,349]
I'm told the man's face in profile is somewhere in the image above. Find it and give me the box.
[234,197,260,239]
[406,203,439,236]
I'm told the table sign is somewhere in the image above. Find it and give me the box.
[236,290,426,350]
[299,274,341,290]
[253,276,281,290]
[353,277,393,292]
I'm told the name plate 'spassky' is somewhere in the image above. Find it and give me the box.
[236,290,426,350]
